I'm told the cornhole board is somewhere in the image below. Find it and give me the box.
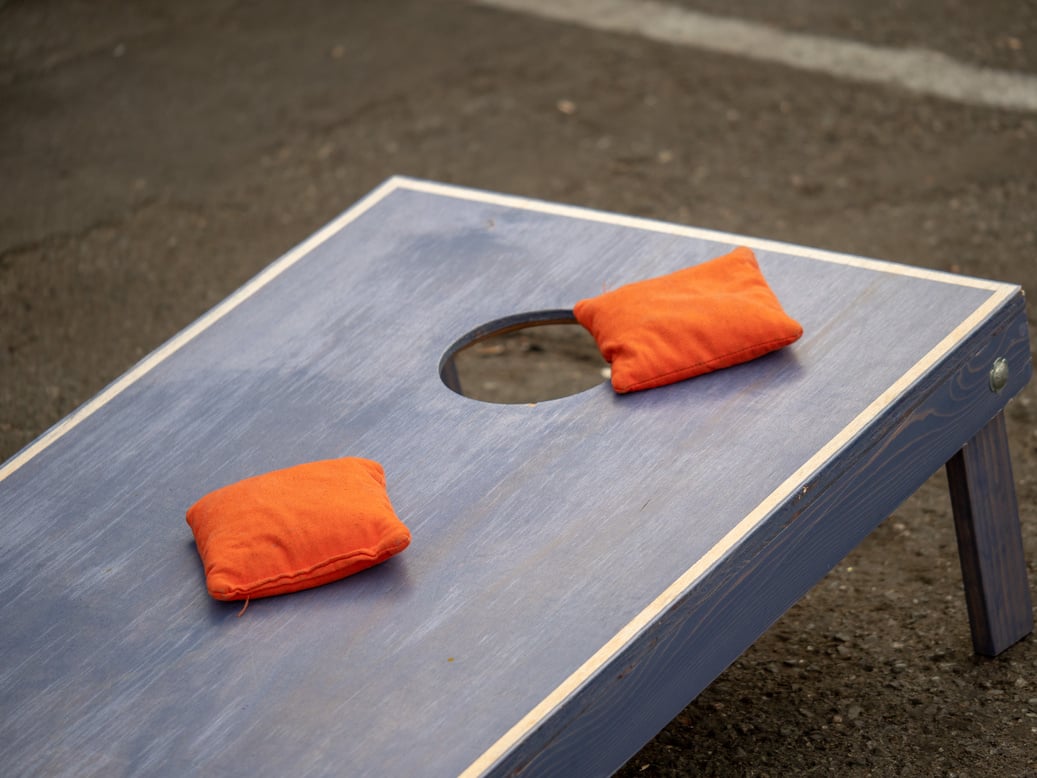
[0,177,1031,777]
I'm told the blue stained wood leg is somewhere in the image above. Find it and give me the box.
[945,411,1033,656]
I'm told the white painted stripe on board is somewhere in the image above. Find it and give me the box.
[473,0,1037,113]
[397,177,1008,291]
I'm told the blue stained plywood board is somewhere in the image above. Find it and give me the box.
[0,178,1030,776]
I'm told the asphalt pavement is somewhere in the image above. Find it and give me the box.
[2,1,1036,774]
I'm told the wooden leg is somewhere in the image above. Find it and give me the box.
[945,411,1033,656]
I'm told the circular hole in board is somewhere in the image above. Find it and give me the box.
[440,310,609,404]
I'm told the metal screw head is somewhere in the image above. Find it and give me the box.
[989,358,1009,393]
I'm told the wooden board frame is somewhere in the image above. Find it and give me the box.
[1,177,1032,777]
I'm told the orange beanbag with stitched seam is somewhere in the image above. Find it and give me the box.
[573,246,803,393]
[186,457,410,601]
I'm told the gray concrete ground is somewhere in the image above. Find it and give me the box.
[2,1,1036,775]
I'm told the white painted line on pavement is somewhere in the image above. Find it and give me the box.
[473,0,1037,113]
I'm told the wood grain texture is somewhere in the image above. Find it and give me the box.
[0,178,1030,777]
[946,411,1034,656]
[485,289,1031,777]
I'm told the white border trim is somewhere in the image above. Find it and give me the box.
[0,176,1017,775]
[396,177,1004,291]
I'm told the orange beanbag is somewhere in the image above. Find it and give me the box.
[573,246,803,393]
[186,458,410,601]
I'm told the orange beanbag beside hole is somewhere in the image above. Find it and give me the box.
[186,457,410,601]
[573,246,803,393]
